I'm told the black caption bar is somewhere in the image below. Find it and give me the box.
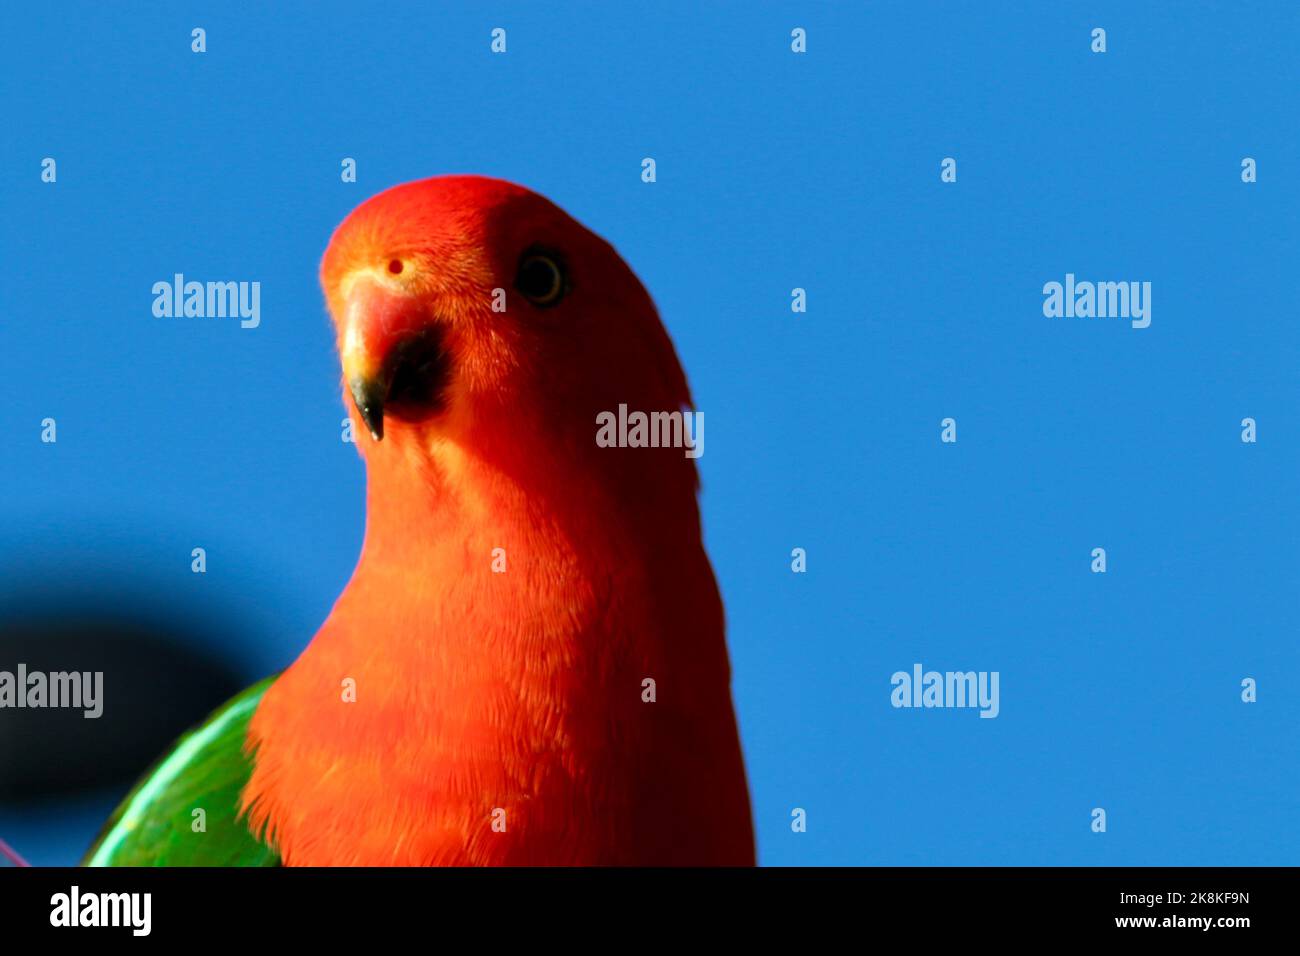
[0,866,1282,941]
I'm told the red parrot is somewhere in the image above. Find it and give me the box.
[86,175,754,866]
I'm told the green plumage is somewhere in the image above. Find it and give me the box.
[83,676,280,866]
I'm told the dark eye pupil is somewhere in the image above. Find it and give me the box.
[521,260,553,292]
[516,254,563,305]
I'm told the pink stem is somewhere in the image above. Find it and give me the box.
[0,836,31,867]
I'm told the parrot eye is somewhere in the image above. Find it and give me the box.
[515,250,566,308]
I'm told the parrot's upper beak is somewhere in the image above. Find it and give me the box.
[341,276,446,442]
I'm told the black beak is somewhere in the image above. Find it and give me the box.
[346,328,449,443]
[349,373,388,442]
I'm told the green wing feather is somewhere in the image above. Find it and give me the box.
[83,675,280,867]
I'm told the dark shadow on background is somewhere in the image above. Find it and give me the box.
[0,596,255,808]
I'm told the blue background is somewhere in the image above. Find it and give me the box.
[2,2,1296,865]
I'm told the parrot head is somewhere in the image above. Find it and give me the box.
[321,176,693,490]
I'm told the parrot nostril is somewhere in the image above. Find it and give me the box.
[387,259,404,275]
